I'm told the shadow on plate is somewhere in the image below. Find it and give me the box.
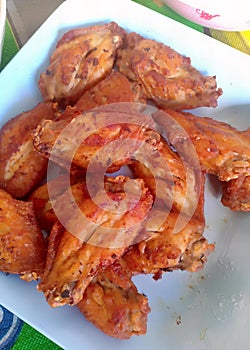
[212,104,250,130]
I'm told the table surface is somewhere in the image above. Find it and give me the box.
[6,0,64,46]
[1,1,250,349]
[5,0,250,55]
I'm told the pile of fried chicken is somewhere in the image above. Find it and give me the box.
[0,22,249,339]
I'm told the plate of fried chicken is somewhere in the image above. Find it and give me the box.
[0,1,249,349]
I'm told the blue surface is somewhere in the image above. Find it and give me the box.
[0,305,23,350]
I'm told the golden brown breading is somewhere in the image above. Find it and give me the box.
[39,22,126,107]
[78,260,150,339]
[28,182,57,232]
[74,70,145,112]
[29,174,76,232]
[28,169,86,232]
[130,135,201,217]
[0,102,57,198]
[38,176,153,307]
[155,109,250,182]
[123,212,212,276]
[116,32,222,110]
[33,107,158,173]
[244,128,250,137]
[0,188,46,281]
[221,175,250,211]
[122,176,214,277]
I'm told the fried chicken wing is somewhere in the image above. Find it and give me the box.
[78,259,150,339]
[39,22,126,107]
[123,176,214,277]
[33,103,202,220]
[38,176,153,307]
[116,32,222,110]
[28,173,85,231]
[221,175,250,211]
[33,106,200,217]
[33,107,157,173]
[0,188,46,281]
[123,212,212,277]
[1,17,246,341]
[74,70,145,112]
[131,135,201,217]
[28,175,68,232]
[155,109,250,182]
[244,128,250,138]
[0,102,57,198]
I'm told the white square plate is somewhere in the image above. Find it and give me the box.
[0,1,250,349]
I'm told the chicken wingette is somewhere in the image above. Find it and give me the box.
[155,109,250,182]
[0,102,57,198]
[122,173,214,277]
[39,22,126,107]
[221,175,250,211]
[33,106,158,173]
[38,175,153,307]
[78,259,150,339]
[0,188,46,281]
[116,31,222,110]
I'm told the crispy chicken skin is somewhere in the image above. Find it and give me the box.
[78,260,150,339]
[116,32,222,110]
[244,128,250,138]
[28,175,70,232]
[156,109,250,182]
[0,102,57,198]
[28,174,85,231]
[33,107,199,217]
[33,107,158,173]
[130,135,201,217]
[219,128,250,211]
[39,22,126,107]
[221,175,250,211]
[2,21,246,340]
[74,70,145,112]
[123,212,213,276]
[123,174,214,277]
[0,188,46,281]
[38,176,153,307]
